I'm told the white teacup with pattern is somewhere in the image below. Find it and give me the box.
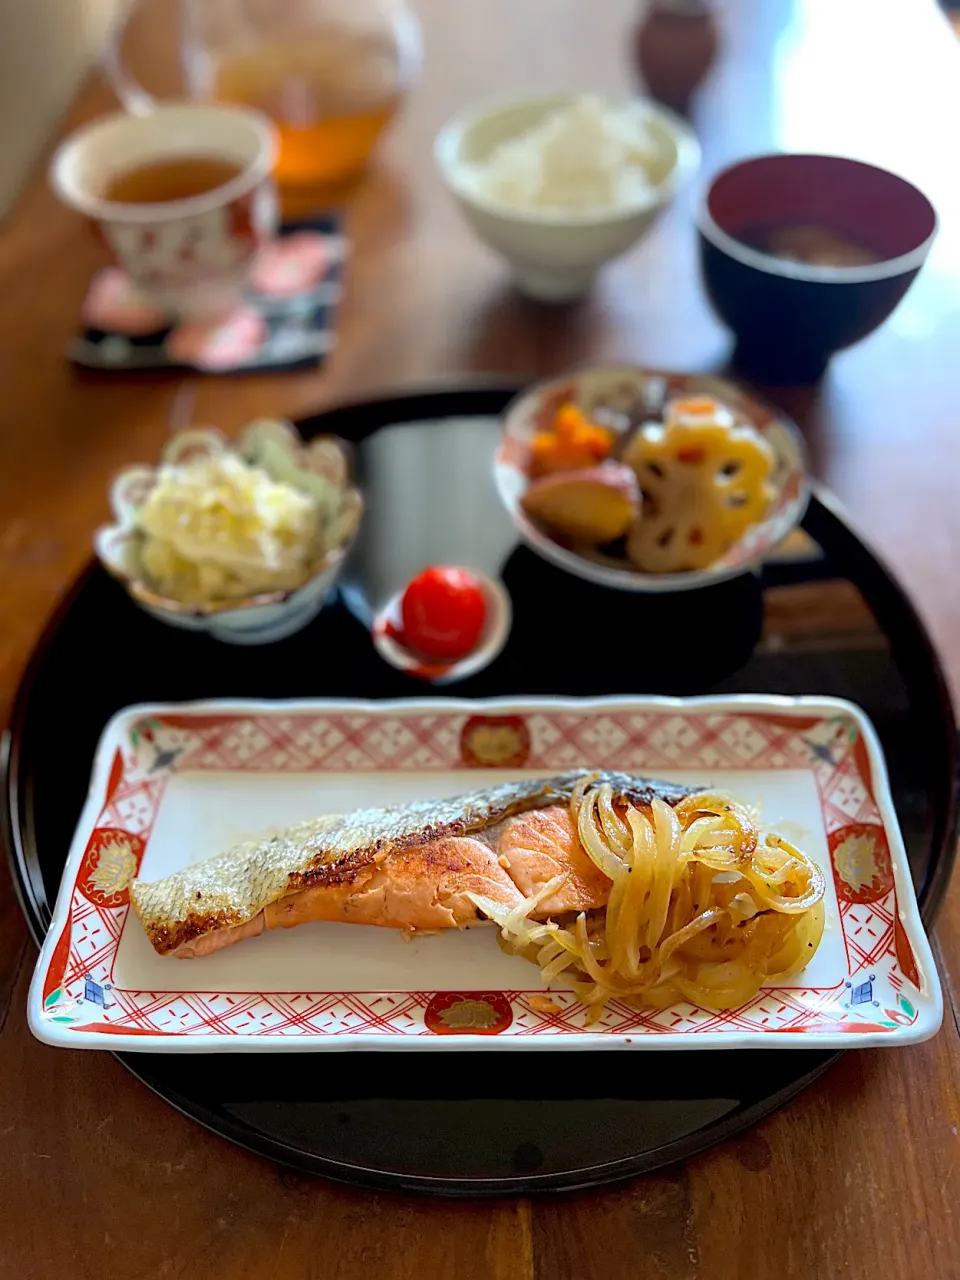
[51,104,278,320]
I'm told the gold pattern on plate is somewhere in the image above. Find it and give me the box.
[464,724,524,765]
[89,838,138,897]
[437,999,499,1030]
[833,831,878,893]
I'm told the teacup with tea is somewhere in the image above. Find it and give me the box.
[51,104,278,320]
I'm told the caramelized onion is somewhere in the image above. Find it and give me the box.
[473,787,827,1023]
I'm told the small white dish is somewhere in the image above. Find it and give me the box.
[434,92,699,301]
[95,421,362,645]
[371,572,512,684]
[27,694,941,1053]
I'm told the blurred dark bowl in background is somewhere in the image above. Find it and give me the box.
[698,153,937,384]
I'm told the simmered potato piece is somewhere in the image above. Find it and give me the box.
[521,464,640,543]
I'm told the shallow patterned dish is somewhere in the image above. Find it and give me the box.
[495,366,808,592]
[27,694,940,1054]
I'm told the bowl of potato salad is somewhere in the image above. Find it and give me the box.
[95,420,363,644]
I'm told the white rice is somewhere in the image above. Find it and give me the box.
[461,95,664,213]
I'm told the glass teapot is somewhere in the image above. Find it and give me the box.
[106,0,421,194]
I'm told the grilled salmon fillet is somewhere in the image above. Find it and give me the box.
[263,836,526,933]
[496,805,612,915]
[130,770,692,958]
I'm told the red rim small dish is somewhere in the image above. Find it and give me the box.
[372,573,513,684]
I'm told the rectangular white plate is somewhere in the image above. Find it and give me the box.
[28,695,942,1052]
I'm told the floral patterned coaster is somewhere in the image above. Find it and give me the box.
[69,215,345,375]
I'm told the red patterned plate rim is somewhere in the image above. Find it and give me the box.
[27,695,942,1052]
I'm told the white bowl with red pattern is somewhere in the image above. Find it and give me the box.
[494,365,809,593]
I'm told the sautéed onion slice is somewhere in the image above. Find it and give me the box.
[467,788,826,1022]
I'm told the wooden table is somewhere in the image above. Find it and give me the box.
[2,0,959,1275]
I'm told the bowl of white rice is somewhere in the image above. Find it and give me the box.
[435,93,699,301]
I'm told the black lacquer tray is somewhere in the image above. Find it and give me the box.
[4,386,956,1195]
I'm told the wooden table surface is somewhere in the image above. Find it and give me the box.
[2,0,960,1275]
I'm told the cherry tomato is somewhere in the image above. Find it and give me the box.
[400,567,487,660]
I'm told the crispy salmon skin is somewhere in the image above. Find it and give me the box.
[130,770,692,957]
